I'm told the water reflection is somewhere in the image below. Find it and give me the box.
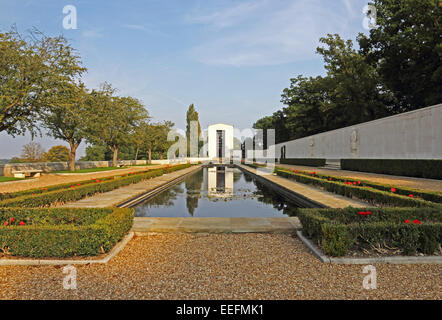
[134,167,299,217]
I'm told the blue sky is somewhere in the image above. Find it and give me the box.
[0,0,370,158]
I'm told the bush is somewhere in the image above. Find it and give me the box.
[340,159,442,180]
[0,164,192,207]
[0,207,134,257]
[279,167,442,204]
[298,207,442,256]
[275,168,439,208]
[280,158,326,167]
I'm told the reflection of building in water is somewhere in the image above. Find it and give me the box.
[205,167,234,197]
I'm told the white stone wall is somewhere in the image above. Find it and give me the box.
[272,103,442,160]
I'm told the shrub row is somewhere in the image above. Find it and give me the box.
[0,165,180,201]
[0,164,192,208]
[298,207,442,256]
[340,159,442,180]
[280,158,326,167]
[279,167,442,204]
[0,207,134,257]
[275,168,439,208]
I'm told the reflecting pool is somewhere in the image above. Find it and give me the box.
[134,166,299,217]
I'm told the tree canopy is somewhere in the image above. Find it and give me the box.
[254,0,440,144]
[0,27,85,136]
[84,83,149,166]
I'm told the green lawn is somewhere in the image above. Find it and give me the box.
[52,164,156,174]
[0,176,24,183]
[53,166,127,174]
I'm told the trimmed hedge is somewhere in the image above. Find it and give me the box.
[280,158,326,167]
[340,159,442,180]
[298,207,442,256]
[0,207,134,257]
[0,164,192,208]
[276,168,440,208]
[280,167,442,204]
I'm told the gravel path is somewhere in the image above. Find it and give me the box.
[277,164,442,192]
[0,234,440,300]
[0,165,164,193]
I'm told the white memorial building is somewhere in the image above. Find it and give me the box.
[207,123,234,160]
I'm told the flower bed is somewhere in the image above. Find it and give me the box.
[275,168,440,208]
[297,207,442,257]
[278,167,442,204]
[0,207,134,257]
[0,164,192,208]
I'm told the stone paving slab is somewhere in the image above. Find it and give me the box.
[277,164,442,192]
[239,164,369,208]
[61,165,201,208]
[133,217,301,234]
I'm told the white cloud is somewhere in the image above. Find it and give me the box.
[189,0,365,66]
[82,29,103,38]
[187,1,266,29]
[123,24,147,31]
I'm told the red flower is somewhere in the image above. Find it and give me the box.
[408,194,413,197]
[42,188,47,191]
[358,211,372,216]
[353,182,357,185]
[365,211,372,215]
[10,217,15,223]
[357,181,361,184]
[405,219,410,224]
[3,221,7,226]
[413,219,421,224]
[19,221,25,226]
[70,185,75,188]
[77,183,81,186]
[329,178,332,181]
[311,172,316,175]
[391,188,396,192]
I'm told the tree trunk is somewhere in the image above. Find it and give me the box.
[148,148,152,164]
[68,141,80,172]
[134,147,139,161]
[112,146,119,167]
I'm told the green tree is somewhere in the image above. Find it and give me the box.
[80,144,107,161]
[316,34,394,130]
[0,27,85,136]
[358,0,441,111]
[43,84,92,171]
[186,104,202,156]
[280,75,329,139]
[142,122,173,163]
[85,83,149,166]
[44,145,69,162]
[20,141,45,163]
